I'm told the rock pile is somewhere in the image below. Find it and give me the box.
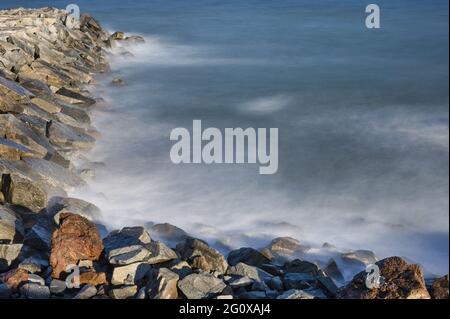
[0,8,447,300]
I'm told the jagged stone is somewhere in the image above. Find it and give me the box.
[178,273,226,299]
[146,268,179,299]
[0,244,23,271]
[0,204,23,243]
[227,262,273,283]
[227,247,271,267]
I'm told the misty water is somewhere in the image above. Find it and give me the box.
[3,0,448,276]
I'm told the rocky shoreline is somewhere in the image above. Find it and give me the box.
[0,8,448,300]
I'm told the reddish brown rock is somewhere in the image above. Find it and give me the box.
[50,213,103,278]
[0,268,29,290]
[428,275,449,299]
[337,256,431,299]
[79,271,108,286]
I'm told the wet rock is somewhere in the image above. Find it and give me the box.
[227,247,271,268]
[341,250,377,269]
[150,223,188,243]
[110,32,125,40]
[324,259,344,283]
[428,275,449,299]
[178,238,228,275]
[111,78,124,86]
[46,197,102,225]
[283,273,316,290]
[283,259,320,276]
[178,273,226,299]
[227,262,273,283]
[73,284,97,299]
[55,87,96,107]
[266,237,308,256]
[123,36,145,44]
[337,256,430,299]
[146,268,179,299]
[50,213,103,278]
[20,282,50,299]
[109,285,138,299]
[317,276,338,297]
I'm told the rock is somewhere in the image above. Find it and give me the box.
[170,260,192,278]
[259,263,283,276]
[31,97,61,114]
[50,213,103,278]
[123,36,145,44]
[277,289,321,299]
[428,275,449,299]
[108,245,151,265]
[46,197,102,225]
[324,259,344,283]
[283,273,316,290]
[20,282,50,299]
[267,276,284,292]
[110,32,125,40]
[178,238,228,275]
[79,271,107,286]
[109,285,138,299]
[111,262,151,286]
[23,215,54,251]
[266,237,307,256]
[145,241,178,264]
[0,283,12,298]
[283,259,320,276]
[0,244,22,271]
[227,247,271,267]
[227,263,273,283]
[228,276,254,288]
[149,223,188,242]
[238,291,269,299]
[0,138,38,161]
[0,76,33,102]
[317,276,338,297]
[27,274,45,286]
[337,256,431,299]
[19,256,48,273]
[341,250,377,268]
[104,226,151,255]
[47,120,95,151]
[73,284,97,299]
[178,273,226,299]
[0,268,29,290]
[0,204,24,243]
[111,78,124,86]
[55,87,96,107]
[49,279,66,295]
[146,268,179,299]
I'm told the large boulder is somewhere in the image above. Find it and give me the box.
[46,197,102,224]
[266,237,308,256]
[227,262,273,283]
[428,275,449,299]
[227,247,271,267]
[177,238,228,275]
[50,213,103,278]
[146,268,179,299]
[178,273,226,299]
[337,256,431,299]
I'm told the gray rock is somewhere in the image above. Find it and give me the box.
[227,263,273,283]
[145,241,178,265]
[267,276,284,292]
[146,268,179,299]
[104,226,151,256]
[178,273,226,299]
[228,276,254,288]
[47,197,102,225]
[238,291,268,299]
[109,285,138,299]
[0,204,24,243]
[317,276,338,297]
[111,262,151,286]
[178,238,228,275]
[283,272,316,290]
[170,260,192,278]
[47,120,95,151]
[227,247,271,267]
[73,284,97,299]
[23,215,54,251]
[276,289,316,299]
[49,279,66,295]
[149,223,188,243]
[284,259,320,276]
[28,274,46,286]
[20,282,50,299]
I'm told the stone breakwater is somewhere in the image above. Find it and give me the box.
[0,8,448,300]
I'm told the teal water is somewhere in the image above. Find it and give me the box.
[3,0,449,275]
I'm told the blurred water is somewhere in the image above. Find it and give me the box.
[3,0,448,275]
